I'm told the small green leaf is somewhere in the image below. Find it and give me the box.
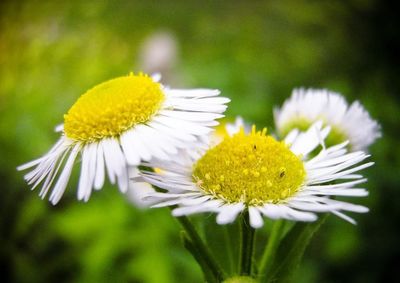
[267,214,329,283]
[203,215,239,275]
[223,275,258,283]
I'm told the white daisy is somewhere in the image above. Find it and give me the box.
[18,73,229,204]
[140,122,373,229]
[274,88,381,151]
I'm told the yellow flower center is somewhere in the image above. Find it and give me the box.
[193,127,306,205]
[64,73,164,142]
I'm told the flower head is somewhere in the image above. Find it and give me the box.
[141,122,373,228]
[18,73,229,204]
[274,88,381,151]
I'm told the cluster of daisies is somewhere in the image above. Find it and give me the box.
[18,73,380,228]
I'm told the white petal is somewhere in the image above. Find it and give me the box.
[38,146,71,198]
[94,142,105,190]
[102,140,116,184]
[134,125,172,160]
[249,207,264,228]
[18,138,65,171]
[144,192,200,199]
[172,200,222,216]
[49,144,80,204]
[54,124,64,132]
[148,121,197,142]
[165,88,221,98]
[151,198,191,208]
[259,204,317,222]
[181,195,211,206]
[117,166,129,193]
[303,188,369,197]
[166,99,228,113]
[284,129,299,145]
[216,203,245,224]
[159,110,224,122]
[127,181,157,208]
[288,200,339,212]
[153,116,212,135]
[331,211,356,225]
[77,145,91,200]
[131,132,152,161]
[290,121,329,156]
[103,138,126,185]
[140,174,197,192]
[258,204,283,220]
[151,73,161,82]
[279,206,317,222]
[120,130,141,166]
[84,143,97,201]
[305,178,367,190]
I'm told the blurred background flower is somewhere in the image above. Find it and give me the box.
[0,1,398,282]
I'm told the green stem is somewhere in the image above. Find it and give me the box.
[181,231,217,283]
[258,220,285,280]
[224,225,235,274]
[239,211,256,276]
[176,215,226,281]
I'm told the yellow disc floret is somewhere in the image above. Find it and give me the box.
[64,73,164,142]
[193,126,306,205]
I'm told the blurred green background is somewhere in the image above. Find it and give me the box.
[1,0,399,282]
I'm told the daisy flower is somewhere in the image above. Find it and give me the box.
[140,122,373,228]
[274,88,381,151]
[18,73,229,204]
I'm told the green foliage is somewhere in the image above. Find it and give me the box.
[267,215,328,283]
[1,0,398,282]
[224,276,258,283]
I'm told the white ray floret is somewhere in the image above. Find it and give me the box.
[18,73,229,204]
[274,88,381,150]
[140,122,373,229]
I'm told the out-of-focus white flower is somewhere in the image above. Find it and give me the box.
[274,88,381,151]
[138,31,178,76]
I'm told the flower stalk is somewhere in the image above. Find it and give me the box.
[239,210,256,276]
[258,220,285,279]
[176,215,226,281]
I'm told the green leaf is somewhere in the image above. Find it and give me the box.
[258,220,286,280]
[267,214,329,283]
[202,215,239,275]
[181,231,218,283]
[223,275,258,283]
[176,215,226,281]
